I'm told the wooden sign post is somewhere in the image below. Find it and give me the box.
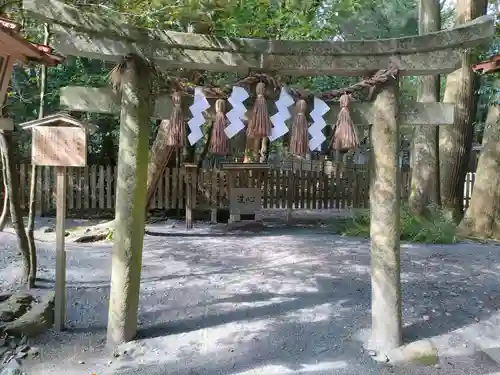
[21,113,91,331]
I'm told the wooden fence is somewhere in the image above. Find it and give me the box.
[0,164,475,217]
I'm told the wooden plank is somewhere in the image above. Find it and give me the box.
[90,165,97,209]
[75,168,81,210]
[312,170,317,209]
[46,28,467,76]
[60,86,173,119]
[32,126,86,167]
[54,166,66,331]
[83,167,89,210]
[61,86,454,126]
[106,165,113,209]
[98,165,105,209]
[24,0,493,58]
[36,20,490,75]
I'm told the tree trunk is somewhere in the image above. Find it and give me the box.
[145,120,173,210]
[25,23,50,286]
[409,0,441,216]
[439,0,487,221]
[0,131,31,285]
[0,149,9,231]
[459,85,500,239]
[107,56,153,348]
[369,77,402,353]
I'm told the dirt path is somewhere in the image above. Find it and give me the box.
[1,220,500,375]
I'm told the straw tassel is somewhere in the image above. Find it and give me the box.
[209,99,229,155]
[246,82,272,139]
[289,100,309,157]
[330,93,359,153]
[166,91,185,148]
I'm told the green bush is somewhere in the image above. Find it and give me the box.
[341,205,458,244]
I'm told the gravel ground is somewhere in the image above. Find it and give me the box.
[1,219,500,375]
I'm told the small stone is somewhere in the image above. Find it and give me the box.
[434,364,441,369]
[462,343,468,348]
[28,347,39,356]
[78,360,85,364]
[368,350,377,356]
[107,360,112,365]
[474,317,480,322]
[422,315,430,321]
[445,312,451,316]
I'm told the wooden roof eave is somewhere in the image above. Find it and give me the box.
[0,26,63,65]
[472,55,500,74]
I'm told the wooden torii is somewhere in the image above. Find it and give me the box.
[22,0,496,355]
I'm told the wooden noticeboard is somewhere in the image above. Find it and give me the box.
[230,188,262,215]
[32,126,87,167]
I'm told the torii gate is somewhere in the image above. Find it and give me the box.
[22,0,495,355]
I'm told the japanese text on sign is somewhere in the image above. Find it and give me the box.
[230,188,261,215]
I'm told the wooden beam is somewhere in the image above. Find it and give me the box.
[60,86,454,125]
[22,0,495,75]
[50,26,466,76]
[59,86,172,119]
[23,0,494,57]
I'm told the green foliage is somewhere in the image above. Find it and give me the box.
[342,205,458,244]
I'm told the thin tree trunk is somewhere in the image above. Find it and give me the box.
[0,149,9,231]
[107,56,153,348]
[459,83,500,239]
[409,0,441,216]
[439,0,487,221]
[0,131,31,284]
[25,23,50,286]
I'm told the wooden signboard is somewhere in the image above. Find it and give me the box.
[32,126,86,166]
[230,188,262,215]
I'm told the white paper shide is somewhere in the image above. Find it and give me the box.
[308,97,329,151]
[188,87,210,145]
[224,86,249,139]
[269,87,294,142]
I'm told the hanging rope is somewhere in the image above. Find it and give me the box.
[165,91,185,148]
[209,99,229,155]
[330,93,359,153]
[289,100,309,157]
[246,82,272,139]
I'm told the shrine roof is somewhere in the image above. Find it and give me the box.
[20,112,95,130]
[472,54,500,74]
[0,17,64,65]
